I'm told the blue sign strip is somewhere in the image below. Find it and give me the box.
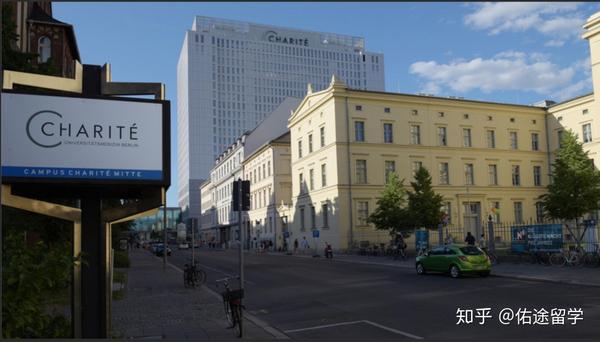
[2,166,162,180]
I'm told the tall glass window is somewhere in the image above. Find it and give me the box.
[514,202,523,223]
[487,130,496,148]
[356,160,367,184]
[320,126,325,147]
[383,123,393,143]
[355,121,365,141]
[463,128,472,147]
[488,164,498,185]
[321,164,327,187]
[438,127,447,146]
[410,125,421,144]
[385,160,396,183]
[583,124,592,143]
[465,164,474,185]
[308,134,313,153]
[510,132,518,149]
[533,166,542,186]
[357,201,369,226]
[531,133,539,151]
[439,162,449,185]
[512,165,521,186]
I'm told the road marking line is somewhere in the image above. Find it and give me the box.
[283,320,423,339]
[362,320,423,340]
[283,320,364,333]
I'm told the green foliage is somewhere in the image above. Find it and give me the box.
[540,130,600,222]
[407,167,445,230]
[368,173,411,235]
[114,250,130,268]
[2,3,58,75]
[2,206,77,338]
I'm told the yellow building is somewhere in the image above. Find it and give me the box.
[288,76,551,250]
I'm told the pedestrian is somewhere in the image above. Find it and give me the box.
[301,236,310,254]
[294,238,299,254]
[397,234,407,260]
[465,232,475,246]
[479,233,486,249]
[269,240,273,251]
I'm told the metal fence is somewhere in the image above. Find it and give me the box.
[351,219,600,256]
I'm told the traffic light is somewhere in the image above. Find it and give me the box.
[241,180,250,210]
[232,179,251,211]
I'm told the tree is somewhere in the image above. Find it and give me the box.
[367,173,411,236]
[407,167,445,230]
[539,130,600,247]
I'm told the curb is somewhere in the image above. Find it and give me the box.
[491,272,600,288]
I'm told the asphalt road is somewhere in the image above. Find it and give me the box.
[167,247,600,340]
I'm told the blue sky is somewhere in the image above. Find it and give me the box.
[53,2,600,206]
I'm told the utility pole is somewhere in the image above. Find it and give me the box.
[238,179,244,295]
[191,219,195,266]
[163,205,167,269]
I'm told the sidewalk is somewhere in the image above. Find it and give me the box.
[111,248,285,339]
[266,250,600,287]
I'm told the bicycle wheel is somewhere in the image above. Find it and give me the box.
[197,270,207,285]
[223,300,233,326]
[549,252,566,267]
[233,303,243,337]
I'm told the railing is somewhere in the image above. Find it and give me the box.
[350,219,600,260]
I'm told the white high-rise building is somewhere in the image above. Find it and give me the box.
[177,16,385,221]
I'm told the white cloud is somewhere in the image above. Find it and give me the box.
[551,78,592,101]
[464,2,585,46]
[409,51,588,98]
[545,39,566,47]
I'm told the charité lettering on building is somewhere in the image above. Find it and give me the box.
[264,30,309,46]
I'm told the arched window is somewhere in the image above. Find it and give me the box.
[38,36,51,63]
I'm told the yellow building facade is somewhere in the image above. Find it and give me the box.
[288,77,550,249]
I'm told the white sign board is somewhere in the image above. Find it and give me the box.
[1,92,165,183]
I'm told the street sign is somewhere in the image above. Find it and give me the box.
[232,179,250,211]
[312,230,320,238]
[1,91,169,185]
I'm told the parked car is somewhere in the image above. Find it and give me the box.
[155,244,172,257]
[178,242,190,250]
[416,245,491,278]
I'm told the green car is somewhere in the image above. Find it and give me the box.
[416,245,491,278]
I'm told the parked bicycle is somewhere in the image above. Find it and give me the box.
[216,276,244,337]
[183,260,206,288]
[582,243,600,268]
[549,247,586,267]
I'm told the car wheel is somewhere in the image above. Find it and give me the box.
[416,263,426,275]
[449,265,460,278]
[479,271,490,277]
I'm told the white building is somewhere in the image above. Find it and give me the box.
[177,16,385,221]
[199,98,301,245]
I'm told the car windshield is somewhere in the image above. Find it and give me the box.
[459,246,483,255]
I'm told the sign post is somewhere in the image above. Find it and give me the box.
[1,66,170,338]
[232,178,249,337]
